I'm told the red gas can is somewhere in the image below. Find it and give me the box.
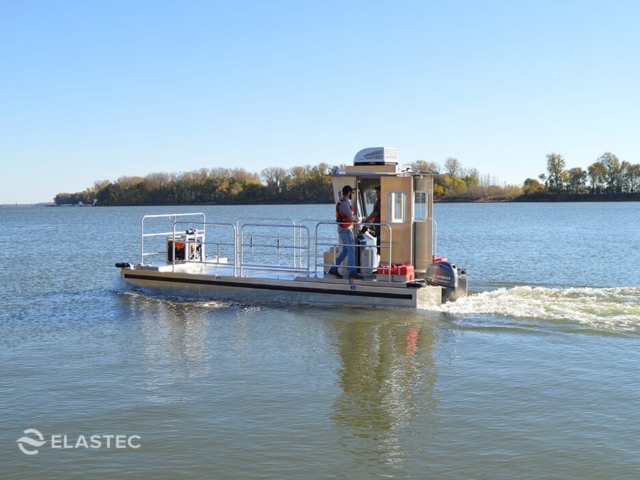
[394,263,415,281]
[376,263,415,281]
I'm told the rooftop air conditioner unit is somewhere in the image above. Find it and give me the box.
[353,147,398,166]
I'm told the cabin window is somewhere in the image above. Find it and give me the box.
[387,191,406,223]
[362,188,379,219]
[414,191,428,221]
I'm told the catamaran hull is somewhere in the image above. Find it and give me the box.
[120,268,443,309]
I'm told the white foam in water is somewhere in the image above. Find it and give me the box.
[436,286,640,331]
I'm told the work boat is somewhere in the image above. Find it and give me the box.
[115,147,467,308]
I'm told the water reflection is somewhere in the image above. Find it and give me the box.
[122,295,211,403]
[330,313,440,469]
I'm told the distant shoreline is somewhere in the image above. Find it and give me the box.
[5,192,640,207]
[436,192,640,203]
[0,203,55,207]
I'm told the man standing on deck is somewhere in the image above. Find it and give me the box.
[329,185,364,280]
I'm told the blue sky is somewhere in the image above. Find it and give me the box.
[1,0,638,203]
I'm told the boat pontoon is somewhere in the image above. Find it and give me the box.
[115,147,467,308]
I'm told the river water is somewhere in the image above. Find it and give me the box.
[1,203,639,479]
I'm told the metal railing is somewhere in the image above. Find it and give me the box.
[141,213,206,265]
[313,221,392,278]
[139,214,395,279]
[238,220,311,277]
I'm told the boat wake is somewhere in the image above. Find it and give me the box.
[437,286,640,332]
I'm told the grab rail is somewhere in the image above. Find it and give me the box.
[238,222,311,277]
[173,220,237,274]
[140,214,393,279]
[141,213,205,264]
[313,221,392,277]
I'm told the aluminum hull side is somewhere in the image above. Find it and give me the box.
[120,268,443,308]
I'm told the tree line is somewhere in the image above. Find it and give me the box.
[55,158,521,206]
[523,152,640,196]
[53,151,639,206]
[411,152,640,200]
[409,158,523,201]
[54,164,335,206]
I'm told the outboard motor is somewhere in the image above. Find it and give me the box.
[425,261,460,303]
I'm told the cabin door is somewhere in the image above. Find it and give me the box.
[379,176,413,266]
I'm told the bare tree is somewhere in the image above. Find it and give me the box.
[444,157,462,178]
[410,160,440,173]
[260,167,289,196]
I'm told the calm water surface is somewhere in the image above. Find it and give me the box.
[1,203,639,479]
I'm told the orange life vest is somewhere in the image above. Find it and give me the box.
[336,200,355,229]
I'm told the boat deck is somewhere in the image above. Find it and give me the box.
[135,261,408,287]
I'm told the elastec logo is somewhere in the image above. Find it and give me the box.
[16,428,141,455]
[16,429,46,455]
